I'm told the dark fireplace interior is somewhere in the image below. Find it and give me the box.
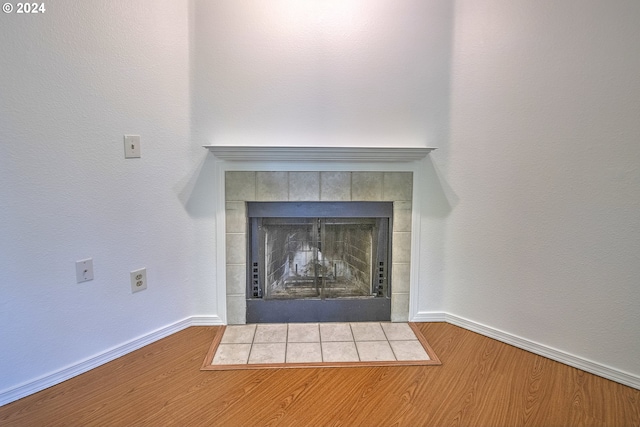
[247,202,392,323]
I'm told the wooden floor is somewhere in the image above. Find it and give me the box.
[1,323,638,427]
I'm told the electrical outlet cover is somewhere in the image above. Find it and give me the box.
[130,268,147,293]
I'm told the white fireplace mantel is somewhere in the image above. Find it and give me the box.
[204,145,436,162]
[207,144,437,325]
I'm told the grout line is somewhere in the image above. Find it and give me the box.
[381,323,399,361]
[284,324,289,363]
[349,323,362,362]
[317,323,324,362]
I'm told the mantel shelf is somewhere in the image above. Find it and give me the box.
[204,145,436,162]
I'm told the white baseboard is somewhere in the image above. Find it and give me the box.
[190,315,225,326]
[411,311,447,322]
[3,312,638,406]
[441,313,640,391]
[0,316,222,407]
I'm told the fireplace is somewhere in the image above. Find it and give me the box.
[207,143,435,325]
[246,201,392,322]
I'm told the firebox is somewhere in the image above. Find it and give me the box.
[246,201,393,323]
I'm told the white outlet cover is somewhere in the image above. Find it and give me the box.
[124,135,141,158]
[130,268,147,293]
[76,258,94,283]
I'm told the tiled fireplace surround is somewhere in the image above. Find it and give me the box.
[224,170,414,324]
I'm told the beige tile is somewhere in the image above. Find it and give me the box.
[322,341,359,363]
[320,172,351,201]
[355,341,396,362]
[225,201,246,233]
[256,172,289,201]
[391,293,410,322]
[383,172,413,201]
[289,172,320,201]
[248,343,286,364]
[352,172,383,201]
[226,264,246,295]
[254,324,288,343]
[226,295,247,325]
[390,340,430,361]
[350,322,386,341]
[221,324,256,343]
[381,323,417,341]
[393,204,412,232]
[320,323,354,342]
[286,342,322,363]
[288,323,320,343]
[226,171,255,201]
[391,263,410,293]
[392,232,411,263]
[226,233,246,264]
[213,343,251,365]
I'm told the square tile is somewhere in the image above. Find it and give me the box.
[322,341,359,363]
[355,341,396,362]
[225,233,246,265]
[257,172,289,201]
[254,324,288,343]
[393,203,412,232]
[226,296,247,325]
[221,324,256,344]
[320,323,353,342]
[288,323,320,343]
[350,322,386,341]
[391,263,410,293]
[286,342,322,363]
[381,323,417,341]
[225,171,255,201]
[248,343,286,364]
[289,172,320,201]
[390,340,430,361]
[352,172,383,201]
[226,264,246,295]
[392,232,411,263]
[225,201,246,233]
[383,172,413,201]
[320,172,351,201]
[391,293,410,322]
[213,343,251,365]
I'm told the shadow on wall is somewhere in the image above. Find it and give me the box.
[177,153,218,218]
[422,156,457,218]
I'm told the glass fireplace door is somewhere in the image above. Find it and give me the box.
[247,202,392,323]
[261,218,380,300]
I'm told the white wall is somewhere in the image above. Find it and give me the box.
[445,0,640,377]
[190,0,454,318]
[0,0,200,395]
[2,0,639,402]
[191,0,453,148]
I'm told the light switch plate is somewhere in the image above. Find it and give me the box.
[124,135,140,158]
[76,258,94,283]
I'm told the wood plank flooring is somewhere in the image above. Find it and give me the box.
[1,323,638,426]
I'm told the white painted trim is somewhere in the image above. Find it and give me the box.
[412,311,447,322]
[0,316,223,406]
[204,145,436,162]
[2,313,638,406]
[214,156,228,325]
[442,313,640,390]
[212,158,426,324]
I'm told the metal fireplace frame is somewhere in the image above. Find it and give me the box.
[246,201,393,323]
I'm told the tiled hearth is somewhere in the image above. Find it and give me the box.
[224,171,414,324]
[210,322,432,365]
